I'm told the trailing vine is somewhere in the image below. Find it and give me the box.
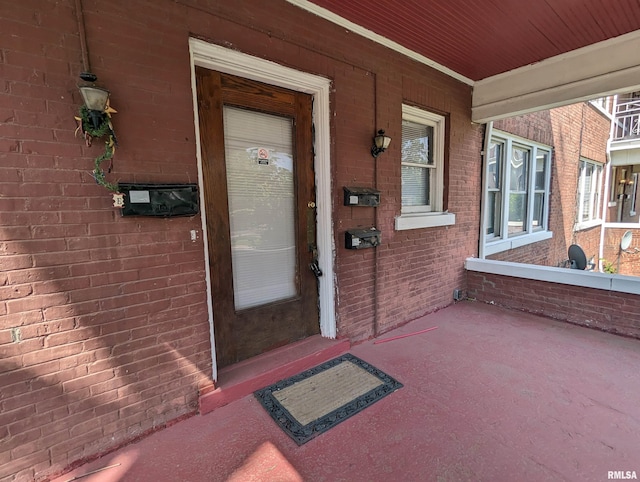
[75,103,119,192]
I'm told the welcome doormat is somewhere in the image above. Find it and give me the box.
[254,353,403,445]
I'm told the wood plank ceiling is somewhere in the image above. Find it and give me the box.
[305,0,640,82]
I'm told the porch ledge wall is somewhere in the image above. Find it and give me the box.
[465,258,640,339]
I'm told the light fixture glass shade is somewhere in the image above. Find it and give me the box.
[372,129,392,157]
[374,130,391,149]
[79,86,110,111]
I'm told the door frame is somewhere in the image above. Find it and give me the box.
[189,38,335,381]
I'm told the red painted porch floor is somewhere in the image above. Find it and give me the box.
[53,301,640,482]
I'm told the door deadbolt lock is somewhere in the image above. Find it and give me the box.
[307,201,316,208]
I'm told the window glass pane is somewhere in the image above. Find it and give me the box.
[631,173,638,214]
[582,164,593,222]
[535,151,548,190]
[488,143,501,189]
[533,193,544,229]
[486,191,501,236]
[402,120,433,166]
[508,146,529,235]
[609,167,617,203]
[402,166,429,206]
[486,142,503,237]
[508,194,527,234]
[591,165,601,221]
[510,147,529,191]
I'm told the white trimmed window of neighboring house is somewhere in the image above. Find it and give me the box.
[395,104,454,230]
[576,158,603,229]
[483,131,552,255]
[609,166,618,205]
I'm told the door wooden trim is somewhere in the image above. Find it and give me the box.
[190,39,335,380]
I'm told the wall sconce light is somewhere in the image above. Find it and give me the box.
[371,129,392,158]
[79,85,110,130]
[75,72,119,194]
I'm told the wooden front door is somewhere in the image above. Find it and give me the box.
[196,68,320,368]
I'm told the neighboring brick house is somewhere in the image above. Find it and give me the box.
[481,101,613,271]
[602,91,640,275]
[478,96,640,277]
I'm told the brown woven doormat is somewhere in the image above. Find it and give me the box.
[254,353,403,445]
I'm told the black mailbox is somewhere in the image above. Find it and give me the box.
[119,183,199,217]
[345,228,381,249]
[343,187,380,207]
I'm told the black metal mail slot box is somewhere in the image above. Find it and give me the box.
[343,187,380,207]
[345,228,381,249]
[119,183,199,217]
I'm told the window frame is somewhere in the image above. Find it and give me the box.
[395,104,454,230]
[576,157,604,230]
[482,130,552,255]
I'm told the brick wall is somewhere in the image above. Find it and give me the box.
[467,270,640,339]
[1,0,481,480]
[1,2,214,480]
[603,227,640,275]
[490,102,610,268]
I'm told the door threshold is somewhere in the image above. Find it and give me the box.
[199,335,350,415]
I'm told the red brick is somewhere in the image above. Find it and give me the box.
[62,369,115,394]
[0,449,50,480]
[21,342,84,367]
[48,427,104,460]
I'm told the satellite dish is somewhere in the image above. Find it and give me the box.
[568,244,587,270]
[621,230,633,251]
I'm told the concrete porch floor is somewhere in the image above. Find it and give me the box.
[53,301,640,482]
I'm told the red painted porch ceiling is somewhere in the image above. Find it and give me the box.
[307,0,640,81]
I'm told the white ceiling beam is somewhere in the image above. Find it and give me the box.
[472,30,640,123]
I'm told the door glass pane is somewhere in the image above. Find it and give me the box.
[223,106,297,310]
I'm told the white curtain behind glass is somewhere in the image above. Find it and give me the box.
[223,106,297,310]
[401,120,433,207]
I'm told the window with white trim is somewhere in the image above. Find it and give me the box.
[483,131,552,254]
[577,158,603,226]
[396,104,454,230]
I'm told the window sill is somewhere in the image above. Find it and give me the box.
[484,230,553,256]
[395,212,455,230]
[575,219,603,231]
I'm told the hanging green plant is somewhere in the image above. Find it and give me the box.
[75,102,119,192]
